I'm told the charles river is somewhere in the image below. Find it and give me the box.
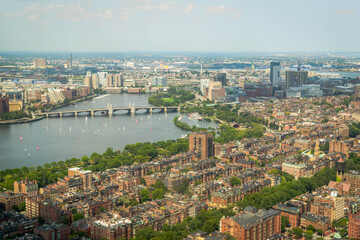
[0,94,217,171]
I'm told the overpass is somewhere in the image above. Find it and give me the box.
[39,103,180,118]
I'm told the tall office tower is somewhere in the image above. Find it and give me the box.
[214,73,227,86]
[106,74,114,87]
[207,81,225,101]
[270,62,281,88]
[189,132,214,160]
[97,72,107,86]
[91,74,99,89]
[151,76,167,86]
[285,70,308,89]
[33,58,47,68]
[70,53,73,69]
[200,79,210,95]
[114,73,124,87]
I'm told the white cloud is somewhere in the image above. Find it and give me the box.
[234,13,242,19]
[3,2,114,22]
[336,10,355,16]
[141,2,175,11]
[185,3,194,13]
[120,9,131,20]
[206,4,228,14]
[27,15,37,22]
[99,10,113,19]
[206,4,242,19]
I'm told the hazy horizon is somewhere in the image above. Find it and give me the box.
[0,0,359,52]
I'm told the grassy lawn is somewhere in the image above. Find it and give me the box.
[163,97,175,103]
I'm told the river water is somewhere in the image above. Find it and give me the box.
[0,94,217,170]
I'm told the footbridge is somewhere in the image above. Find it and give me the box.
[39,103,180,118]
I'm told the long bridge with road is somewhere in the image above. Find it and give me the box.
[38,103,180,118]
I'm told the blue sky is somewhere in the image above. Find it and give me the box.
[0,0,359,52]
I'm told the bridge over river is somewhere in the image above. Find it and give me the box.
[39,103,180,118]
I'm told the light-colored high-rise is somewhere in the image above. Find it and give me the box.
[114,73,123,87]
[151,76,167,86]
[106,73,123,87]
[84,75,91,87]
[207,81,225,101]
[33,58,47,68]
[97,72,107,87]
[106,74,114,87]
[200,79,210,95]
[91,74,99,89]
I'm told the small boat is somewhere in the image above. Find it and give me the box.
[82,130,85,133]
[105,123,107,127]
[37,145,39,151]
[69,126,72,131]
[24,148,27,152]
[159,117,161,120]
[59,128,62,132]
[123,127,125,130]
[85,117,88,120]
[28,153,31,158]
[97,129,100,132]
[20,136,22,142]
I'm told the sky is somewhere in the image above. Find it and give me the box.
[0,0,359,52]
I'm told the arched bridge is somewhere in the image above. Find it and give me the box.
[39,104,180,118]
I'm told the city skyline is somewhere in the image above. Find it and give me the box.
[0,0,359,52]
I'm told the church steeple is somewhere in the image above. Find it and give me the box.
[336,158,346,182]
[314,140,320,156]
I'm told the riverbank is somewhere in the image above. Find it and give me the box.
[45,94,97,112]
[0,116,44,126]
[0,95,99,126]
[173,116,215,132]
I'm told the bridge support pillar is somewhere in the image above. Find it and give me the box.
[131,103,135,114]
[46,113,48,118]
[149,107,153,113]
[164,107,167,113]
[108,104,113,116]
[74,111,77,117]
[91,110,94,116]
[59,113,62,118]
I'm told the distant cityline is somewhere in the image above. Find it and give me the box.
[2,51,360,57]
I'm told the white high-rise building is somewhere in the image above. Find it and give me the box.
[97,72,107,87]
[200,79,210,95]
[151,76,167,86]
